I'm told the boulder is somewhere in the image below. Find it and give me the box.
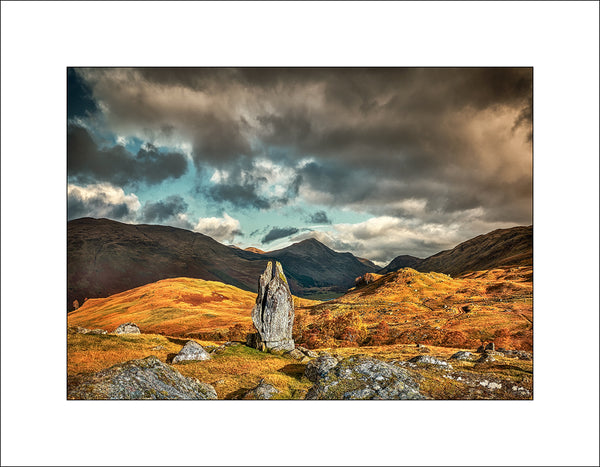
[296,346,319,358]
[241,379,279,400]
[172,341,211,363]
[476,344,486,353]
[284,348,306,360]
[305,355,425,400]
[408,355,452,369]
[449,351,473,361]
[67,356,217,400]
[248,261,295,352]
[114,322,140,334]
[477,353,496,364]
[485,342,495,351]
[304,354,339,382]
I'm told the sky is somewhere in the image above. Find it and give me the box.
[67,67,532,266]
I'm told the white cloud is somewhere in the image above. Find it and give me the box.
[287,215,517,266]
[193,212,241,243]
[67,183,140,221]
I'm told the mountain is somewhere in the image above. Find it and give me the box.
[356,256,379,269]
[266,238,378,292]
[68,218,376,309]
[378,255,422,274]
[380,226,533,277]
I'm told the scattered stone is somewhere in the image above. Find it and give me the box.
[241,379,279,400]
[114,322,140,334]
[449,351,473,361]
[151,345,166,351]
[304,355,339,382]
[477,353,496,363]
[296,346,319,358]
[73,326,106,335]
[418,346,431,353]
[305,355,425,400]
[67,356,217,400]
[248,261,295,352]
[284,348,306,360]
[173,341,211,363]
[408,355,452,369]
[485,342,495,351]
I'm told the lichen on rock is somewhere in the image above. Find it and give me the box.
[248,261,295,352]
[67,356,217,400]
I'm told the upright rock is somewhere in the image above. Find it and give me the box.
[247,261,295,352]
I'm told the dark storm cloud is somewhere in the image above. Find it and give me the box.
[75,67,532,224]
[67,124,188,186]
[307,210,332,224]
[67,68,98,119]
[262,226,300,244]
[140,195,188,223]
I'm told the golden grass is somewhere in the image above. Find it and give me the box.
[296,266,533,350]
[67,331,312,399]
[68,277,320,337]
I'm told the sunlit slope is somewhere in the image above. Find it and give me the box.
[68,277,319,337]
[298,266,532,350]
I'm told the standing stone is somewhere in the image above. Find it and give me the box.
[247,261,295,352]
[485,342,495,351]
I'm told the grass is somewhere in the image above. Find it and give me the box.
[67,331,313,399]
[68,331,532,400]
[68,277,320,337]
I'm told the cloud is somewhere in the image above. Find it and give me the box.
[203,158,302,210]
[72,67,532,235]
[288,216,521,266]
[67,124,188,186]
[67,183,140,221]
[139,195,193,229]
[307,210,332,224]
[193,213,242,243]
[262,226,300,243]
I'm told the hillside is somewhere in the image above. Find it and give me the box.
[68,277,320,338]
[67,218,376,308]
[380,225,533,276]
[295,266,533,351]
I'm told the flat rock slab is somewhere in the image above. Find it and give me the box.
[305,355,425,400]
[114,322,140,334]
[241,380,279,400]
[68,356,217,400]
[173,341,211,363]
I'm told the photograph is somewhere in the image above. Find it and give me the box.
[67,67,533,400]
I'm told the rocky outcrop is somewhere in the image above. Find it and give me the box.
[248,261,295,352]
[449,351,474,361]
[241,380,279,400]
[172,341,211,363]
[408,355,452,369]
[67,356,217,400]
[304,354,339,383]
[305,355,425,400]
[114,322,140,334]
